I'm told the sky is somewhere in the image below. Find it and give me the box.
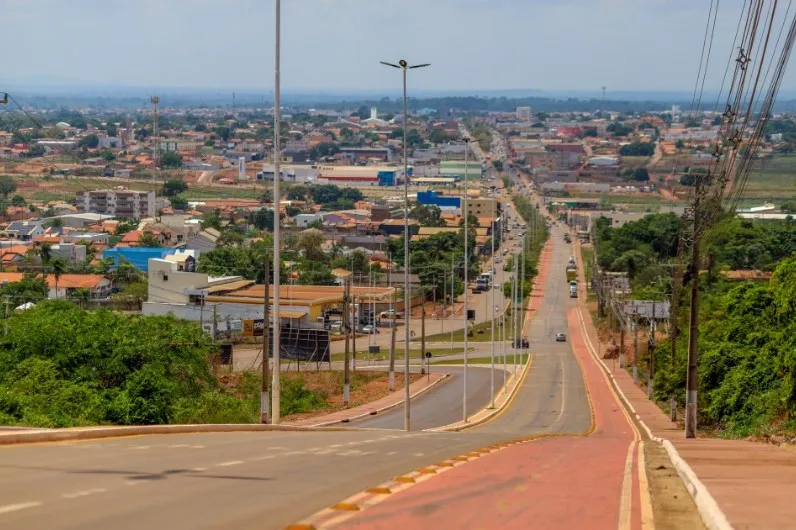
[1,0,795,95]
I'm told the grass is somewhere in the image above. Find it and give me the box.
[422,310,525,343]
[433,353,530,365]
[581,246,593,286]
[740,154,796,202]
[330,347,467,363]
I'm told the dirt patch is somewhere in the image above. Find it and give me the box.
[645,441,705,530]
[218,370,422,422]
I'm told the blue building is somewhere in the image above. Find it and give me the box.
[416,190,461,210]
[103,247,177,272]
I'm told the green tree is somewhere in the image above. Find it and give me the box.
[631,167,650,181]
[0,176,17,198]
[214,126,232,142]
[10,195,25,207]
[201,209,223,231]
[492,160,504,172]
[138,232,162,248]
[163,178,188,197]
[409,204,445,227]
[296,228,326,262]
[287,185,309,201]
[160,151,183,169]
[309,142,340,161]
[79,134,99,149]
[106,124,118,137]
[170,196,189,210]
[619,142,655,157]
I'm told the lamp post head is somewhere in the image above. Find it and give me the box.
[399,59,408,68]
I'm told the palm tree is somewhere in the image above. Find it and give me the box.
[39,242,53,266]
[48,257,67,300]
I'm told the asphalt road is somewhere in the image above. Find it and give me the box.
[351,365,509,431]
[0,189,593,530]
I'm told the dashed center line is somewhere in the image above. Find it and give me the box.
[218,460,243,467]
[0,502,42,515]
[62,488,106,499]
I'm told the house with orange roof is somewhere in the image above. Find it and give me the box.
[0,272,111,299]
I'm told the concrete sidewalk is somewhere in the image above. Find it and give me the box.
[574,239,796,529]
[284,372,449,427]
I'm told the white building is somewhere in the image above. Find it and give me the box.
[516,106,532,121]
[75,190,156,219]
[295,213,325,228]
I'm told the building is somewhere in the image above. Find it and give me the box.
[75,190,156,219]
[315,165,404,187]
[295,213,325,228]
[0,272,110,300]
[339,147,391,162]
[439,160,483,180]
[102,247,178,272]
[4,221,43,241]
[516,106,532,121]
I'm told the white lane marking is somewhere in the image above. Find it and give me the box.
[283,451,304,457]
[62,488,106,499]
[554,357,567,426]
[131,445,151,450]
[413,452,425,457]
[0,502,42,515]
[190,467,208,472]
[329,444,343,448]
[386,451,398,456]
[337,450,363,456]
[268,446,288,450]
[251,455,276,461]
[218,460,243,467]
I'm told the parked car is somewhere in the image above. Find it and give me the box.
[494,257,502,264]
[379,309,404,319]
[513,337,530,348]
[556,333,567,342]
[361,324,377,334]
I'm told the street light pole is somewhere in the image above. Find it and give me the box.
[462,136,470,423]
[489,185,496,408]
[380,59,430,432]
[271,0,282,424]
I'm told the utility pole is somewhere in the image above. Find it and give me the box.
[648,301,656,399]
[685,178,703,439]
[3,297,9,336]
[633,307,639,385]
[343,277,351,407]
[261,259,270,423]
[450,256,455,351]
[271,0,283,425]
[420,290,426,375]
[352,294,357,373]
[388,253,396,391]
[619,314,626,369]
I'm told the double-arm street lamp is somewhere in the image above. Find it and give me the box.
[380,59,429,432]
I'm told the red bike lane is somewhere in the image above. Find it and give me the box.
[325,305,645,529]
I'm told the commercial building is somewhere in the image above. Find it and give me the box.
[516,106,532,121]
[439,160,484,179]
[75,190,156,219]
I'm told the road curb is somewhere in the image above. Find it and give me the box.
[0,423,358,446]
[431,354,532,432]
[305,373,453,427]
[575,297,733,530]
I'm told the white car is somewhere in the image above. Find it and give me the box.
[494,257,502,264]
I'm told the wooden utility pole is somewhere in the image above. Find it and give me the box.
[261,259,270,424]
[343,278,351,407]
[619,316,625,369]
[648,301,656,399]
[685,186,702,439]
